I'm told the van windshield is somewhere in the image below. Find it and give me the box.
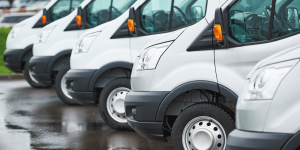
[229,0,300,43]
[86,0,136,27]
[141,0,208,34]
[50,0,84,22]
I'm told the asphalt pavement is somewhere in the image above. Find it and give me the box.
[0,79,172,150]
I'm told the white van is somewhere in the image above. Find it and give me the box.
[124,0,300,149]
[28,0,137,105]
[227,46,300,150]
[3,0,82,88]
[64,0,210,130]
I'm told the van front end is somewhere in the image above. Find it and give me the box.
[227,49,300,150]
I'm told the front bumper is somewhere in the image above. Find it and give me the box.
[65,69,97,106]
[29,56,53,85]
[227,129,292,150]
[124,91,169,142]
[3,49,24,73]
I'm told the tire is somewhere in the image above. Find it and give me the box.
[171,102,235,150]
[55,65,78,105]
[24,61,52,88]
[99,78,132,131]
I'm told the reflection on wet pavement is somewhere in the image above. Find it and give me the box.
[0,80,172,150]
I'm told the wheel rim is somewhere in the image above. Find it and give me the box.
[106,87,130,123]
[61,73,72,99]
[29,70,39,84]
[182,116,226,150]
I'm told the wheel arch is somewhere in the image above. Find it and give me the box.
[89,61,133,104]
[282,130,300,150]
[19,44,33,70]
[88,61,133,91]
[46,49,72,74]
[156,81,238,122]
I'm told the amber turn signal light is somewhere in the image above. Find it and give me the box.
[214,24,223,42]
[41,15,47,24]
[128,19,135,32]
[76,15,82,26]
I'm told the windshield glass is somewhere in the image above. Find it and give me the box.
[50,0,84,22]
[229,0,300,43]
[86,0,136,27]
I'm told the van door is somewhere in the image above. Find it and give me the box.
[215,0,300,95]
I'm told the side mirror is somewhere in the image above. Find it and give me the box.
[76,6,83,28]
[285,7,300,30]
[191,6,203,20]
[214,7,227,47]
[42,8,47,24]
[128,7,138,36]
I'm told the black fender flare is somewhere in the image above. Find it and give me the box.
[19,44,33,63]
[155,81,238,122]
[282,130,300,150]
[46,49,72,74]
[88,61,133,91]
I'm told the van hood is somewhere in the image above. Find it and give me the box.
[247,44,300,78]
[78,21,110,39]
[43,18,62,28]
[141,27,187,52]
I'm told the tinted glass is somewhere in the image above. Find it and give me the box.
[17,15,32,22]
[71,0,84,12]
[111,0,136,20]
[87,0,136,27]
[141,0,172,33]
[50,0,71,21]
[2,17,18,23]
[229,0,273,43]
[87,0,111,27]
[171,0,207,30]
[271,0,300,39]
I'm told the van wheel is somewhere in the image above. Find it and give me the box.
[99,78,132,130]
[24,61,52,88]
[171,103,235,150]
[55,65,78,105]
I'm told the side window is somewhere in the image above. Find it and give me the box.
[87,0,111,27]
[229,0,273,43]
[71,0,84,12]
[271,0,300,39]
[111,0,136,20]
[50,0,71,22]
[141,0,172,33]
[171,0,207,30]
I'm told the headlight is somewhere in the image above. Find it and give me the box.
[73,32,100,54]
[10,23,25,38]
[35,25,56,44]
[135,41,172,71]
[243,59,299,100]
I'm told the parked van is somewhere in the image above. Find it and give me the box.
[29,0,137,105]
[124,0,300,149]
[3,0,82,88]
[227,46,300,150]
[64,0,210,130]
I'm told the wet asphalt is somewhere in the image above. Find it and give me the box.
[0,79,172,150]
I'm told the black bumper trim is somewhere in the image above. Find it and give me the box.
[68,91,95,106]
[125,91,169,122]
[227,129,292,150]
[3,45,33,73]
[127,118,167,142]
[3,49,22,73]
[65,69,97,106]
[29,56,53,85]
